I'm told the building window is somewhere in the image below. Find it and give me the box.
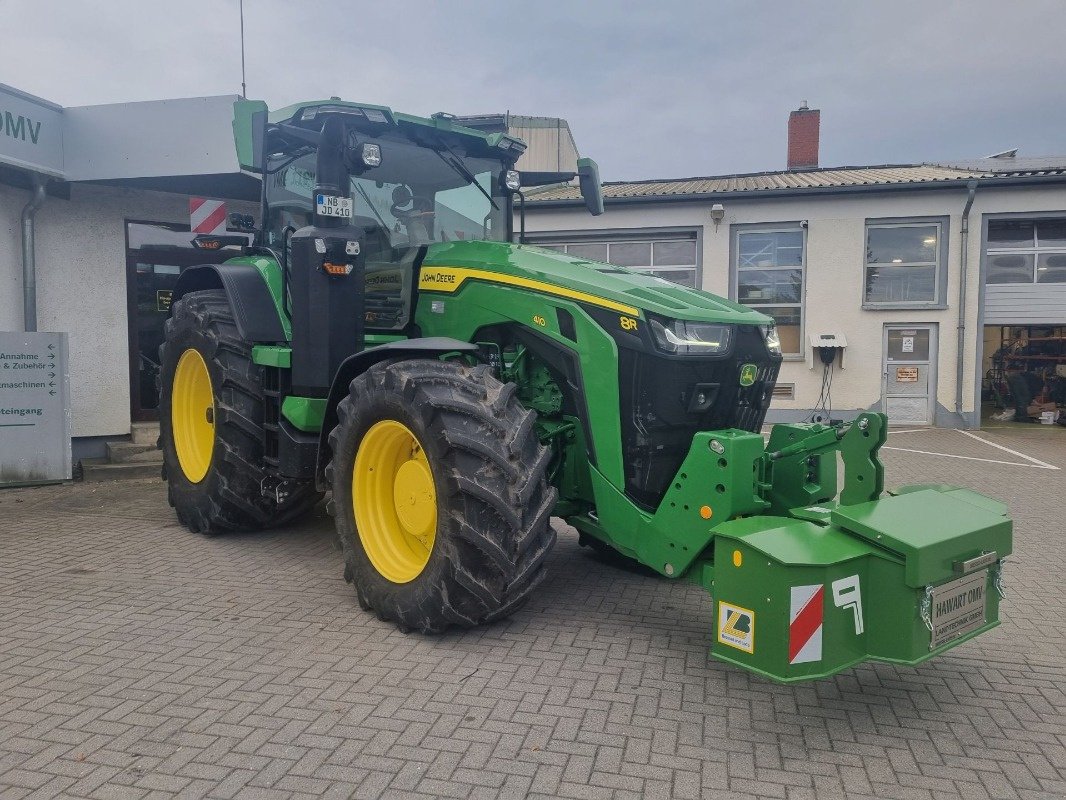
[538,236,698,287]
[986,219,1066,284]
[864,222,942,305]
[734,228,804,355]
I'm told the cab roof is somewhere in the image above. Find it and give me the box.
[233,98,527,172]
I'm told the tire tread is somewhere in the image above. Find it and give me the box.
[328,358,557,633]
[159,289,320,533]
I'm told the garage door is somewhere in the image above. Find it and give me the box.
[984,217,1066,325]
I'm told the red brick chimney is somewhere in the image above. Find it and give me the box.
[787,102,820,170]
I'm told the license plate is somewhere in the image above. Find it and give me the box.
[316,194,353,218]
[929,570,988,648]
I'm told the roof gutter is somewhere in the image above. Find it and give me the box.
[21,176,47,332]
[956,180,978,422]
[525,172,1066,208]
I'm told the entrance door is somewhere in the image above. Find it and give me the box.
[125,221,244,422]
[882,324,937,425]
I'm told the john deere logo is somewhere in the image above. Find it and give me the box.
[739,363,758,387]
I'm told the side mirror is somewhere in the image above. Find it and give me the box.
[233,99,269,172]
[577,157,604,216]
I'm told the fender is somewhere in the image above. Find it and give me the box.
[315,337,480,487]
[172,264,287,343]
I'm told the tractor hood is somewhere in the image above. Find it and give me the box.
[421,240,772,325]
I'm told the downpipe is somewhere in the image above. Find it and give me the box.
[20,176,47,332]
[956,180,978,422]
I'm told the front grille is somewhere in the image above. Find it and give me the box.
[735,361,780,433]
[617,325,779,509]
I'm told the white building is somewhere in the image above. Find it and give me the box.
[0,84,260,464]
[523,108,1066,428]
[456,113,580,173]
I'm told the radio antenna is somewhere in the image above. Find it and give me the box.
[239,0,247,98]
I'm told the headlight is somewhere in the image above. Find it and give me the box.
[360,143,382,168]
[504,170,521,191]
[761,323,782,355]
[649,317,732,355]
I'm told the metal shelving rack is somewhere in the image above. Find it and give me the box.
[985,327,1066,410]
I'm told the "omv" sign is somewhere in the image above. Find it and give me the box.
[2,110,43,145]
[0,85,63,176]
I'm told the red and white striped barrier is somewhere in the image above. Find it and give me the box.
[189,197,228,235]
[788,584,824,664]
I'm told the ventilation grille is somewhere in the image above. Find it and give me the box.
[734,360,781,434]
[773,383,795,400]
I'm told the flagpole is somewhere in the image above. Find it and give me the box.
[239,0,247,99]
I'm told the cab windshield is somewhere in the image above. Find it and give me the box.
[262,126,512,331]
[264,132,511,250]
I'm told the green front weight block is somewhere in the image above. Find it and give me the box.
[703,485,1011,683]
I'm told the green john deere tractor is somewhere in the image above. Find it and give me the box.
[159,98,1012,682]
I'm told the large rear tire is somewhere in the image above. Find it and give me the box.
[159,289,321,533]
[327,359,557,633]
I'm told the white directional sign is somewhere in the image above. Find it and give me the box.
[0,332,71,485]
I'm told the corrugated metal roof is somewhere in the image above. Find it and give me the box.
[525,161,1066,203]
[934,156,1066,174]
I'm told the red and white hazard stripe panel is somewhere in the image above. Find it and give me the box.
[788,584,824,664]
[189,197,228,235]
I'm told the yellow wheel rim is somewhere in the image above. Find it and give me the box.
[353,420,437,583]
[172,348,215,483]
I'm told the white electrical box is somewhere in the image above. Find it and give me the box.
[808,332,848,369]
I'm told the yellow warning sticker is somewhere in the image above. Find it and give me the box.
[717,601,755,653]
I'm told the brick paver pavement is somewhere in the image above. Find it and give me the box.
[0,427,1063,799]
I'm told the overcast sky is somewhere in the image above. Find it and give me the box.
[3,0,1065,181]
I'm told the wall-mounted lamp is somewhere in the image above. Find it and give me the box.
[710,203,725,232]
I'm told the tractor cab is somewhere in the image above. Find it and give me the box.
[259,103,520,333]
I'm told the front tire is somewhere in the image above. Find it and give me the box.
[327,359,557,633]
[159,289,320,533]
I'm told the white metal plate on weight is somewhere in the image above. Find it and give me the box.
[930,570,988,648]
